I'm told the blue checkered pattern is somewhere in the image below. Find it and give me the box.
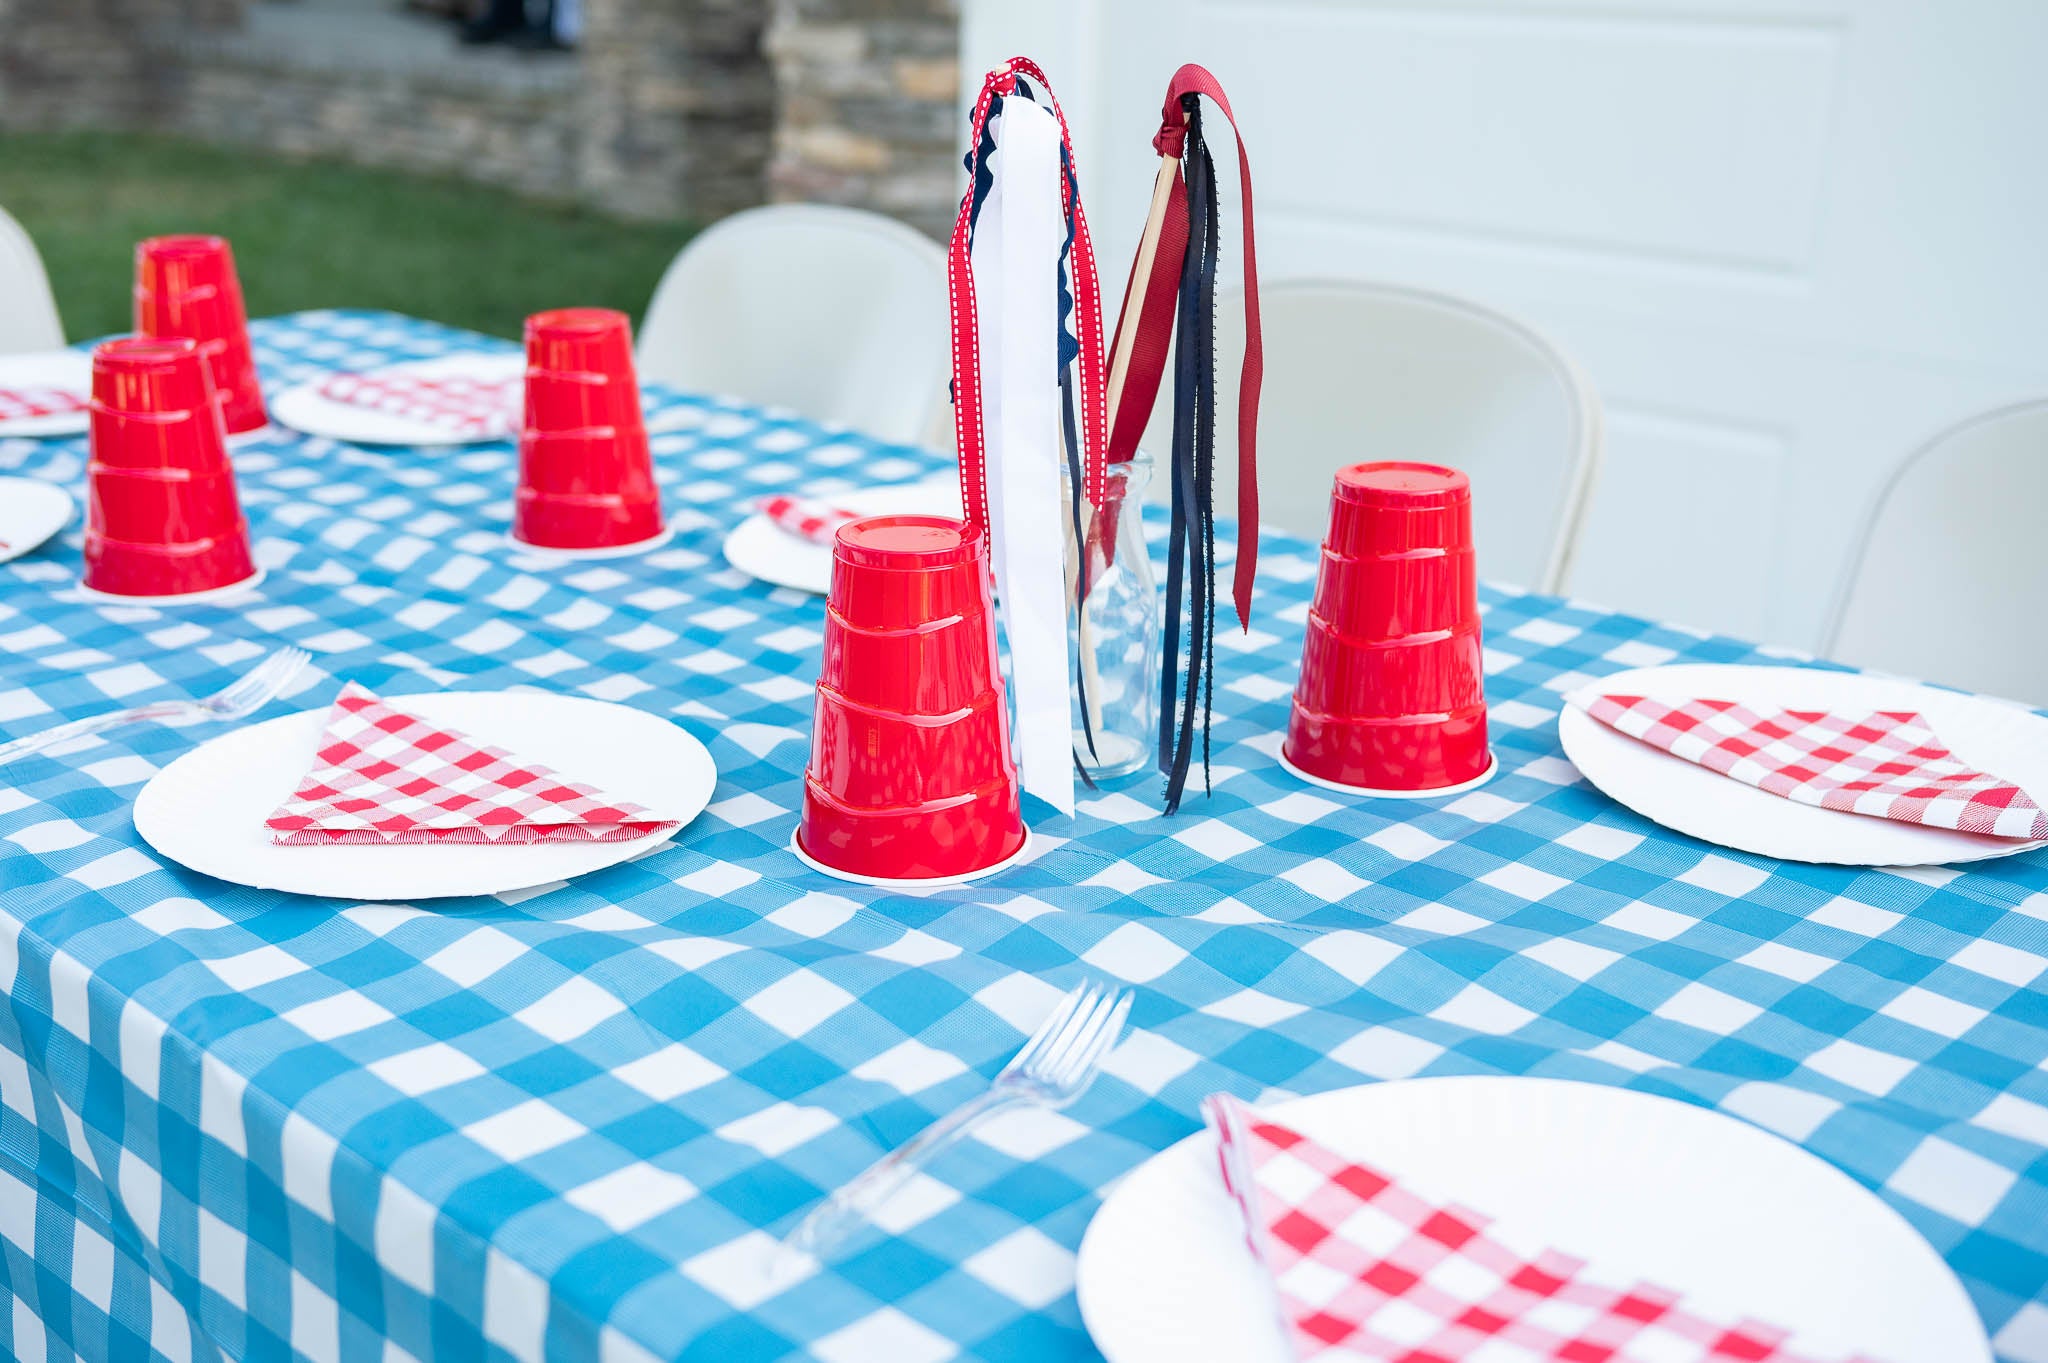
[1,311,2044,1363]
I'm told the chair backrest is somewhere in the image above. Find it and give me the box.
[1824,399,2048,705]
[1162,279,1602,593]
[637,203,950,447]
[0,205,64,354]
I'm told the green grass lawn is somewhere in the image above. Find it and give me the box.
[0,129,696,342]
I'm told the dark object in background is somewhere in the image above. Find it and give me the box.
[459,0,575,50]
[460,0,528,44]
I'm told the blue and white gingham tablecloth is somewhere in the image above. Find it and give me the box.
[0,311,2043,1363]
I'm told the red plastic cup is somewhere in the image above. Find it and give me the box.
[796,515,1028,883]
[83,337,258,598]
[1281,462,1492,794]
[512,308,665,552]
[133,235,268,436]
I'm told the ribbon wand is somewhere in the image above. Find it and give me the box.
[947,57,1110,819]
[1105,142,1182,435]
[1103,65,1262,813]
[1085,116,1185,620]
[1067,129,1181,770]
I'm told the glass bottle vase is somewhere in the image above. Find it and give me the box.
[1063,449,1159,779]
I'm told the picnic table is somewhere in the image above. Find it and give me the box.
[0,310,2043,1363]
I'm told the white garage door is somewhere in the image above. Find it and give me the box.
[961,0,2048,652]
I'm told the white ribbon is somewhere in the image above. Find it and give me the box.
[973,95,1075,818]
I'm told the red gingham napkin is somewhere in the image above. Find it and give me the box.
[1204,1095,1890,1363]
[266,684,674,845]
[316,370,520,436]
[0,387,88,423]
[757,494,862,544]
[1577,694,2048,841]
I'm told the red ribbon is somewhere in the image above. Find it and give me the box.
[1105,63,1263,630]
[947,58,1110,540]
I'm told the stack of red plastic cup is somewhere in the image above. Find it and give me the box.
[133,235,268,437]
[83,337,259,600]
[1281,462,1493,796]
[512,307,665,554]
[795,515,1029,884]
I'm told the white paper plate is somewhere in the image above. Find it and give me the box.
[73,566,266,608]
[1276,747,1499,799]
[0,477,73,563]
[0,350,92,438]
[1559,663,2048,866]
[1078,1076,1989,1363]
[227,423,281,447]
[506,523,676,562]
[134,690,716,899]
[269,353,524,446]
[788,827,1032,888]
[722,478,964,594]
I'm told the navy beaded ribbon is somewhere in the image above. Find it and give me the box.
[1158,96,1223,813]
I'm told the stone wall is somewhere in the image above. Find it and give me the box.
[578,0,778,222]
[0,0,240,130]
[179,72,584,202]
[764,0,960,238]
[0,0,959,234]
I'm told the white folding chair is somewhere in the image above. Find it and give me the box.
[0,205,64,354]
[637,204,950,448]
[1178,279,1602,594]
[1823,399,2048,705]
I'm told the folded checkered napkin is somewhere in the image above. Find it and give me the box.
[0,387,88,422]
[757,494,862,544]
[266,683,674,845]
[1577,694,2048,841]
[317,370,520,436]
[1204,1095,1889,1363]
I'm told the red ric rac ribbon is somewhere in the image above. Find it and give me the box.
[1106,63,1263,630]
[947,57,1110,539]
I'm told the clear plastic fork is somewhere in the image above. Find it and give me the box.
[783,978,1135,1263]
[0,646,312,769]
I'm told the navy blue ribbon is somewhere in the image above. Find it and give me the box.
[1158,97,1221,813]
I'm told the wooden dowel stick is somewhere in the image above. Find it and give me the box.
[1105,151,1179,434]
